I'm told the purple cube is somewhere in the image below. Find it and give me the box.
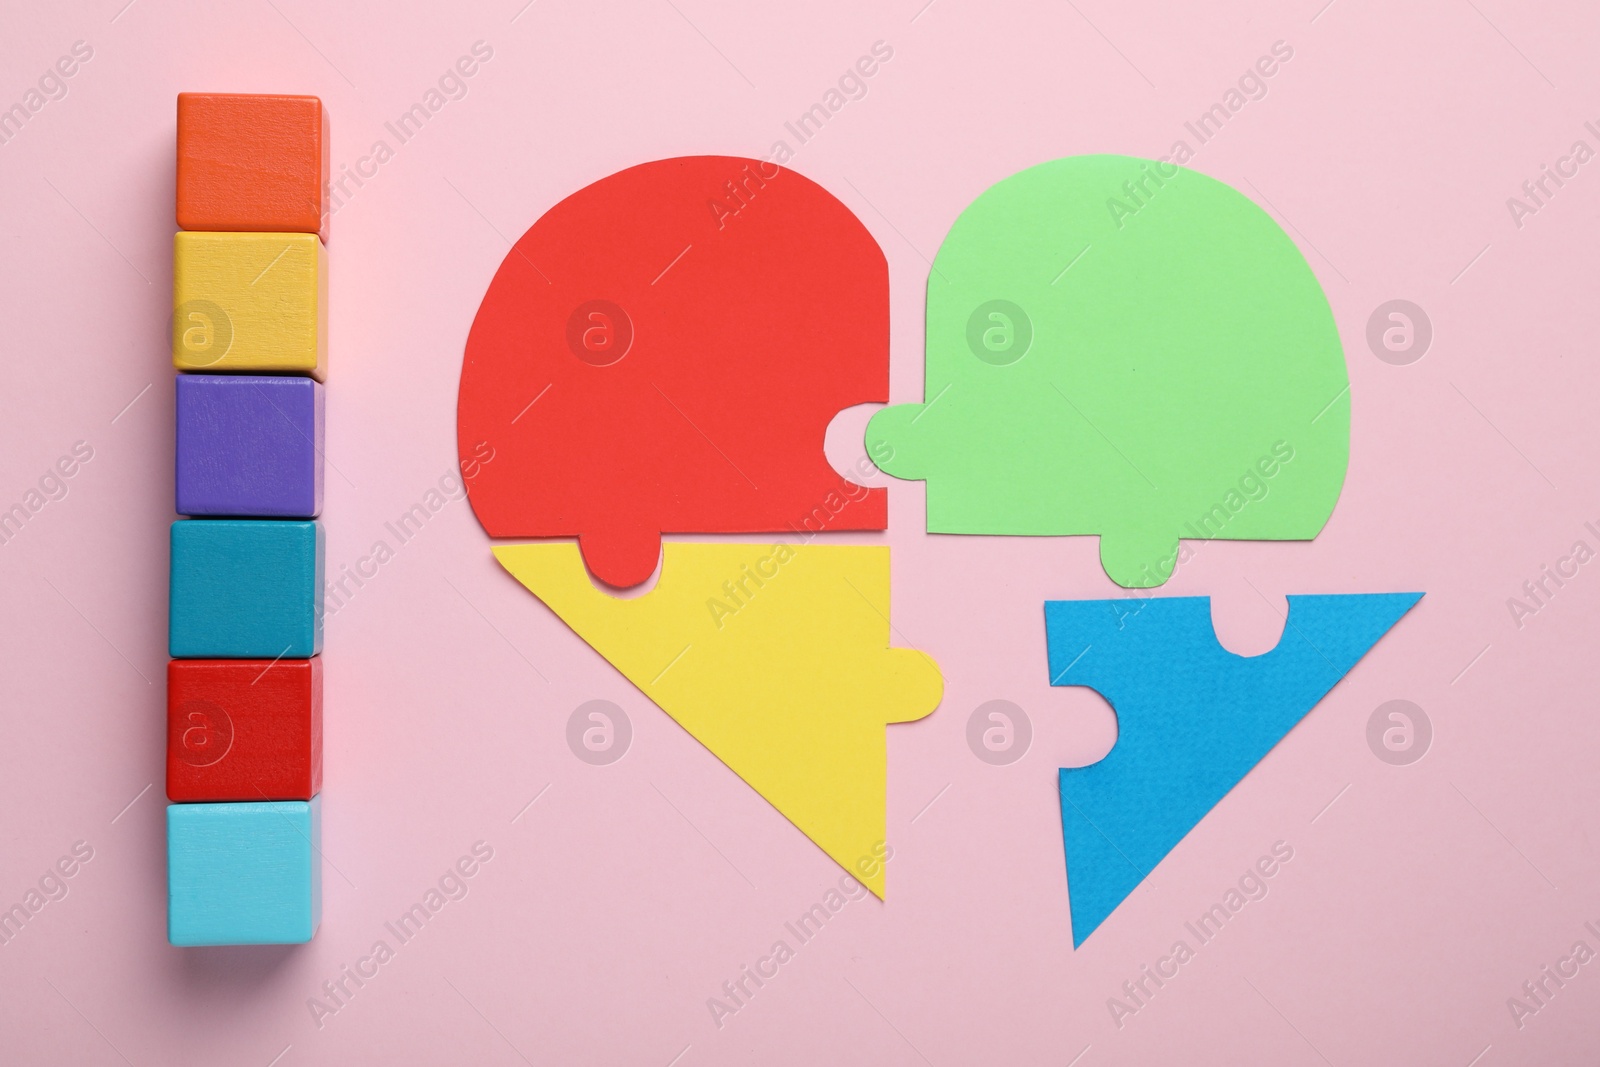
[176,375,324,518]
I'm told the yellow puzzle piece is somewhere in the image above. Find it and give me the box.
[494,541,943,897]
[173,231,327,380]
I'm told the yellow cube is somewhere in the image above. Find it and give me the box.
[173,232,327,380]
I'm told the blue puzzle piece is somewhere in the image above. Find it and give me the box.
[1046,592,1422,946]
[169,519,323,658]
[168,797,322,946]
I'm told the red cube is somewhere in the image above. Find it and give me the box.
[167,658,322,802]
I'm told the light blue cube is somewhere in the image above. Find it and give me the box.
[168,797,322,946]
[169,519,323,658]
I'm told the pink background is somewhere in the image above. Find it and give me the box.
[2,0,1597,1063]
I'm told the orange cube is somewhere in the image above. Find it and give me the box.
[176,93,328,241]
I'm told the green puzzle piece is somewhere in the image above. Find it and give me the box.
[865,155,1349,588]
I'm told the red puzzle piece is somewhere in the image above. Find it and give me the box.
[166,658,322,802]
[456,156,889,589]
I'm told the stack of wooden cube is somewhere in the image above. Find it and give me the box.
[166,93,329,947]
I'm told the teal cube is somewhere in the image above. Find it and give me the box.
[168,797,322,946]
[169,520,323,657]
